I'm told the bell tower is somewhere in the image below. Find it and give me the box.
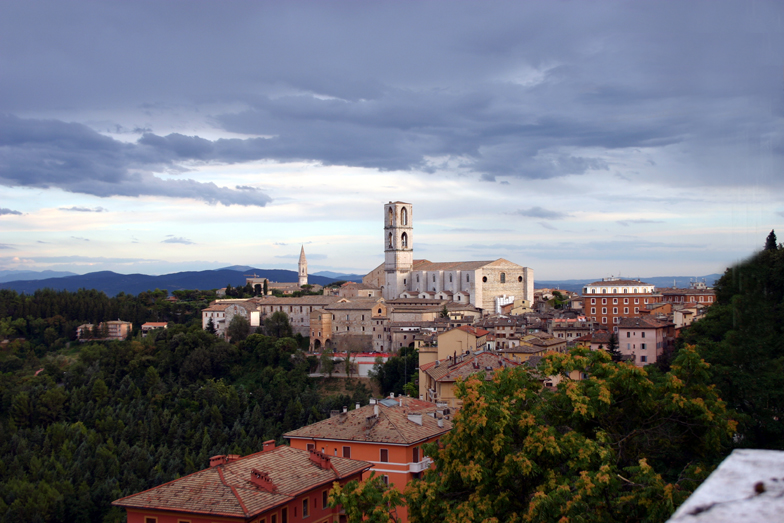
[298,245,308,287]
[383,201,413,300]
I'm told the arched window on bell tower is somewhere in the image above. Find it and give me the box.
[401,232,408,248]
[388,207,394,226]
[401,207,408,225]
[388,232,393,248]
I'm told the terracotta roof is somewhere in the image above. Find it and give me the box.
[284,398,450,445]
[112,445,370,518]
[253,296,342,305]
[203,303,231,312]
[585,279,652,286]
[142,322,168,327]
[324,299,384,310]
[452,325,490,337]
[657,288,715,295]
[423,351,519,382]
[618,316,671,329]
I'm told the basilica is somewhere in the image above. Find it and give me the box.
[363,201,534,313]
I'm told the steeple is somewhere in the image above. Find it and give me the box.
[298,245,308,287]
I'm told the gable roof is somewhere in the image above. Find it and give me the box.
[423,351,519,383]
[112,446,370,518]
[284,398,450,445]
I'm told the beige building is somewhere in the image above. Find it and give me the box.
[364,202,534,313]
[202,300,261,338]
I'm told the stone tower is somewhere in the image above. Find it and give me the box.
[298,245,308,287]
[383,201,413,300]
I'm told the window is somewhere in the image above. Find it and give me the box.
[641,343,647,350]
[380,449,389,462]
[323,490,329,509]
[303,498,309,518]
[624,307,629,314]
[388,232,393,248]
[602,298,607,304]
[145,518,157,523]
[466,274,470,282]
[500,273,506,283]
[624,298,629,304]
[518,276,523,282]
[626,332,630,338]
[388,207,394,225]
[635,307,639,313]
[641,332,646,338]
[272,515,277,523]
[449,274,453,282]
[362,314,365,320]
[401,206,408,225]
[613,307,618,314]
[591,307,596,314]
[382,475,389,485]
[433,275,436,282]
[613,298,618,304]
[378,308,382,314]
[307,443,315,451]
[602,318,607,324]
[482,276,487,282]
[416,275,419,282]
[401,232,408,248]
[413,446,420,462]
[627,343,631,350]
[640,355,647,363]
[602,308,607,314]
[343,446,351,458]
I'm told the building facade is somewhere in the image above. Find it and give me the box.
[581,277,659,329]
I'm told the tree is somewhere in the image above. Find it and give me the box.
[227,315,250,342]
[320,350,335,378]
[679,235,784,449]
[765,229,777,251]
[439,305,449,319]
[607,331,622,362]
[264,311,292,339]
[405,346,735,523]
[263,279,268,296]
[329,472,404,523]
[206,317,217,335]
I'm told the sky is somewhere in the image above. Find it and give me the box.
[1,1,782,280]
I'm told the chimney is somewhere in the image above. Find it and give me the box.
[250,468,277,492]
[374,404,379,416]
[226,454,241,463]
[262,440,276,452]
[343,406,347,413]
[369,398,377,404]
[390,392,395,398]
[355,402,360,410]
[399,397,403,407]
[407,413,423,425]
[210,455,227,467]
[309,450,333,470]
[438,418,444,428]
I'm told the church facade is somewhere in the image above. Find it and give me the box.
[364,201,534,313]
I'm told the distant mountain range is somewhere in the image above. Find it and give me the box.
[0,268,362,297]
[536,274,722,294]
[0,269,77,283]
[0,267,721,297]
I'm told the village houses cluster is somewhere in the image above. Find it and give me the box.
[113,201,716,523]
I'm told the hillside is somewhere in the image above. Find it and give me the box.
[0,268,352,297]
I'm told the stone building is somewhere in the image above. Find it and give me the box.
[364,201,534,313]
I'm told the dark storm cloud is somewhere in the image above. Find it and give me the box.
[1,2,782,186]
[0,115,272,206]
[514,207,571,220]
[0,208,22,215]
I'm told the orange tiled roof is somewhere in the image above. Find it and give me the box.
[284,398,450,445]
[423,351,519,383]
[112,446,370,518]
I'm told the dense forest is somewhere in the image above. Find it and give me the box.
[0,288,369,522]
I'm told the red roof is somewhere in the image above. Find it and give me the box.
[112,445,371,518]
[455,325,490,337]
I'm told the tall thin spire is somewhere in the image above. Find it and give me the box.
[298,245,308,287]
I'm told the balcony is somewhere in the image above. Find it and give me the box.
[409,457,433,474]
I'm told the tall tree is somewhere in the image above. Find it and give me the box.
[263,311,292,339]
[607,331,622,362]
[227,315,250,342]
[405,347,735,523]
[765,229,777,250]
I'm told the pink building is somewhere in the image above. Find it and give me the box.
[617,317,674,367]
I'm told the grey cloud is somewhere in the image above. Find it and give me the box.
[777,211,784,218]
[0,2,782,187]
[71,236,89,241]
[59,206,107,212]
[162,237,194,245]
[0,115,273,206]
[538,221,558,231]
[515,207,570,220]
[617,219,664,227]
[0,244,14,249]
[0,208,22,215]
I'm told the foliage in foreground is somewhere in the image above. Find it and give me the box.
[329,472,404,523]
[405,347,735,523]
